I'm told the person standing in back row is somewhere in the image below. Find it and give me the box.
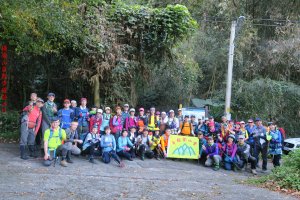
[252,118,268,172]
[41,93,57,143]
[75,98,89,136]
[57,99,74,130]
[20,98,44,159]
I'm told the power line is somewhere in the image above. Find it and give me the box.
[199,19,300,27]
[202,16,300,23]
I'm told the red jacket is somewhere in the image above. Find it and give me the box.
[23,105,42,135]
[89,115,102,133]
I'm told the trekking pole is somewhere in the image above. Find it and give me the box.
[52,150,57,167]
[219,148,241,170]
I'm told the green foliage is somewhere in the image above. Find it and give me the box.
[249,150,300,191]
[0,112,19,140]
[210,79,300,136]
[109,3,198,57]
[0,0,84,55]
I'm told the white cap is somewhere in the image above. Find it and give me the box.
[169,110,174,113]
[105,107,111,111]
[178,108,182,111]
[161,111,166,115]
[129,108,135,112]
[97,109,103,113]
[124,104,129,107]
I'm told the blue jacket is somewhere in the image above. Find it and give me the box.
[101,134,116,152]
[75,107,89,127]
[199,124,209,136]
[117,136,133,152]
[58,108,74,129]
[199,138,207,156]
[121,111,130,127]
[268,129,282,155]
[252,125,267,147]
[101,113,111,131]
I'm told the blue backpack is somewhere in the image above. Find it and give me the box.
[49,128,63,142]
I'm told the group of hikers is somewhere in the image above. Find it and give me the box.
[20,92,285,173]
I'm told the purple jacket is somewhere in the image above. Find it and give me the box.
[125,116,138,131]
[205,143,219,158]
[112,115,123,132]
[223,143,237,159]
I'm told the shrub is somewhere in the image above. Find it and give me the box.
[249,150,300,192]
[0,111,20,140]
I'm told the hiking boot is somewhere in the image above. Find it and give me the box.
[28,145,38,158]
[60,159,68,167]
[119,161,125,168]
[261,169,268,173]
[128,157,133,161]
[20,145,29,160]
[141,153,145,161]
[155,157,160,161]
[213,165,220,171]
[233,166,238,172]
[251,169,257,175]
[66,151,73,163]
[89,158,96,164]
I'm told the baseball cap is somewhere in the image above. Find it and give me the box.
[80,98,87,102]
[240,121,245,124]
[238,135,245,139]
[228,134,235,140]
[124,104,129,107]
[105,107,111,111]
[139,108,144,112]
[36,98,44,103]
[255,118,261,122]
[169,110,174,113]
[47,92,55,97]
[268,122,273,126]
[178,108,182,111]
[51,117,59,122]
[130,108,135,112]
[207,136,213,140]
[64,99,70,103]
[97,109,103,113]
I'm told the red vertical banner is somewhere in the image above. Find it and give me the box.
[1,45,7,112]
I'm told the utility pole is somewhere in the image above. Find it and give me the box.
[225,21,236,120]
[225,16,245,120]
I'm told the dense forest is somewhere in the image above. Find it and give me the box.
[0,0,300,135]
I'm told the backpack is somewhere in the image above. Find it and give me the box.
[180,122,192,134]
[109,116,118,134]
[79,132,90,149]
[48,128,64,146]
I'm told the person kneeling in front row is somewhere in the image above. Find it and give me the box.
[202,136,221,171]
[43,117,69,167]
[101,126,124,167]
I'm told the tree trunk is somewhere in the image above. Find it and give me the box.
[92,75,100,107]
[130,79,137,107]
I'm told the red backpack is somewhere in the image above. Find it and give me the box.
[109,116,118,134]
